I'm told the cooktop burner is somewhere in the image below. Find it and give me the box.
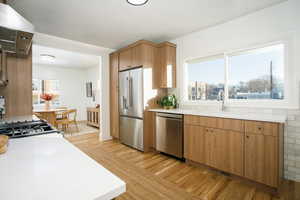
[0,119,61,138]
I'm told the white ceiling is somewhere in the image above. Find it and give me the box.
[33,44,100,68]
[9,0,286,49]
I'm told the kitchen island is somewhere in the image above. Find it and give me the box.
[0,134,126,200]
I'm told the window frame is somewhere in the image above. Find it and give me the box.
[182,40,290,108]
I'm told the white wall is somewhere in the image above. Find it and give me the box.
[33,33,114,141]
[33,64,100,121]
[171,0,300,181]
[85,65,100,107]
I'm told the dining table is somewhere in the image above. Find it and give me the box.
[34,108,68,126]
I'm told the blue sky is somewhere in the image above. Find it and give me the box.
[187,45,284,85]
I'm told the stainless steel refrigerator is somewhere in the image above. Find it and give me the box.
[119,67,144,151]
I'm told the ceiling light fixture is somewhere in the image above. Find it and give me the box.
[127,0,148,6]
[40,54,56,62]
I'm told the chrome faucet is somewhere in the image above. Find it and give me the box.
[218,90,225,112]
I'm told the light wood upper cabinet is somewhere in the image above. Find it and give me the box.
[154,42,176,89]
[119,42,157,71]
[109,53,119,138]
[119,48,133,71]
[184,125,206,164]
[132,44,143,68]
[117,40,176,89]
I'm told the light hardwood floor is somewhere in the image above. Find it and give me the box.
[66,133,300,200]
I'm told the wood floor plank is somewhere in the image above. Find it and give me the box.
[216,180,256,200]
[66,133,299,200]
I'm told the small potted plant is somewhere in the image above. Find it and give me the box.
[40,93,53,110]
[157,94,177,109]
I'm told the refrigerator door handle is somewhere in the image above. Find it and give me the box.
[127,77,130,108]
[122,96,127,110]
[129,77,133,107]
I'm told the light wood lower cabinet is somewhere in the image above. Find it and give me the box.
[184,125,244,176]
[245,133,278,187]
[184,125,206,164]
[196,127,243,176]
[215,129,244,176]
[184,115,283,188]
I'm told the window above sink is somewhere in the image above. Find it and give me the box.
[183,41,290,108]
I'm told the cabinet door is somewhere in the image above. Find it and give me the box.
[205,129,244,176]
[119,48,132,71]
[132,44,143,68]
[109,53,119,138]
[215,130,244,176]
[205,128,217,167]
[154,43,176,89]
[245,134,278,187]
[184,125,206,163]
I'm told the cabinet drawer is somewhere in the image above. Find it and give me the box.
[245,121,278,137]
[184,115,244,132]
[216,118,244,132]
[184,115,217,128]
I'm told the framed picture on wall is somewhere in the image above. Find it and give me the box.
[86,82,93,97]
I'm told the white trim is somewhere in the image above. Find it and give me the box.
[33,32,113,141]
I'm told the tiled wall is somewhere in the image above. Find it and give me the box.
[284,110,300,181]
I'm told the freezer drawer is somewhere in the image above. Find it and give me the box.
[120,116,144,151]
[156,113,183,158]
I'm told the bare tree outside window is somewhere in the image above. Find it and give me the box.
[228,44,284,100]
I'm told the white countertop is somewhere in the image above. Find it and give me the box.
[149,108,287,123]
[0,134,126,200]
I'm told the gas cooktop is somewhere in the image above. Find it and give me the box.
[0,118,61,138]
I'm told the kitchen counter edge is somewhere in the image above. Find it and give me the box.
[149,109,287,123]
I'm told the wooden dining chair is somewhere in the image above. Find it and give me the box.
[56,109,79,133]
[55,107,68,120]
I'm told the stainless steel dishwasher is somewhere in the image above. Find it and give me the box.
[156,113,183,159]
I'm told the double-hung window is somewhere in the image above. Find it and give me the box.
[185,43,285,105]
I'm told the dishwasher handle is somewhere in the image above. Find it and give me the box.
[156,113,183,119]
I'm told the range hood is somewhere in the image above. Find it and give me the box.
[0,2,34,86]
[0,3,34,55]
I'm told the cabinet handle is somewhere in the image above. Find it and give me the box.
[246,135,250,139]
